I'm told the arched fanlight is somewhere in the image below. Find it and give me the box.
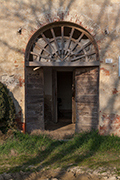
[25,21,99,65]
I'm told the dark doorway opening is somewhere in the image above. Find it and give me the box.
[57,71,72,124]
[45,70,74,132]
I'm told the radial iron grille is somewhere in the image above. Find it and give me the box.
[26,22,99,63]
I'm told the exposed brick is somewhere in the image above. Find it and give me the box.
[18,77,24,87]
[99,114,120,136]
[112,88,118,94]
[100,68,110,76]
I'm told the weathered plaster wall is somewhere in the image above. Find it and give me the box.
[0,0,120,135]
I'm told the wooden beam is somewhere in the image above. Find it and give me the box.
[26,61,100,67]
[51,28,60,55]
[71,52,96,61]
[63,32,84,61]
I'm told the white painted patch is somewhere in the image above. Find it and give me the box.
[1,75,19,90]
[105,59,113,63]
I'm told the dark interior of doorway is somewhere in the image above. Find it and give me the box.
[57,71,72,122]
[45,71,73,131]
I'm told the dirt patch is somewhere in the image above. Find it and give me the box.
[26,170,104,180]
[31,121,75,140]
[0,168,112,180]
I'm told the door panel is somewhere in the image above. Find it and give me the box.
[75,67,99,132]
[26,67,44,132]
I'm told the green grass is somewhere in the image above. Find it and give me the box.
[0,130,120,174]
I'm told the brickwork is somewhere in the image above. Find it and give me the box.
[0,0,120,135]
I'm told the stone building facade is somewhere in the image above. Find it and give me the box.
[0,0,120,136]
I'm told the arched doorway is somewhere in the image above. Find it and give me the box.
[25,21,99,133]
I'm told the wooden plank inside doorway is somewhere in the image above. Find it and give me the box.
[72,70,76,124]
[52,69,58,123]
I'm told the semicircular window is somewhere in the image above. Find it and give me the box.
[26,22,99,64]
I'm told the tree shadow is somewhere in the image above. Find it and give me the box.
[9,90,24,131]
[1,0,120,178]
[6,130,111,179]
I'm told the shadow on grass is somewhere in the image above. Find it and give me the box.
[5,130,120,179]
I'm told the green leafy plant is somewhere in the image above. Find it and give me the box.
[0,82,16,132]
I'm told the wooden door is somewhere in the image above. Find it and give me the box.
[75,67,99,132]
[52,69,58,123]
[26,67,44,133]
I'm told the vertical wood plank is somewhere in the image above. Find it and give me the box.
[72,70,76,123]
[52,69,58,123]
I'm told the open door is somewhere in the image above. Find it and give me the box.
[52,69,58,123]
[75,67,99,132]
[26,67,44,132]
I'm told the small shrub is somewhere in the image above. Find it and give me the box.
[0,82,16,132]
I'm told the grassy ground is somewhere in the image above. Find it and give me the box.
[0,130,120,175]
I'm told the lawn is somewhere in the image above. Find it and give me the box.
[0,130,120,175]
